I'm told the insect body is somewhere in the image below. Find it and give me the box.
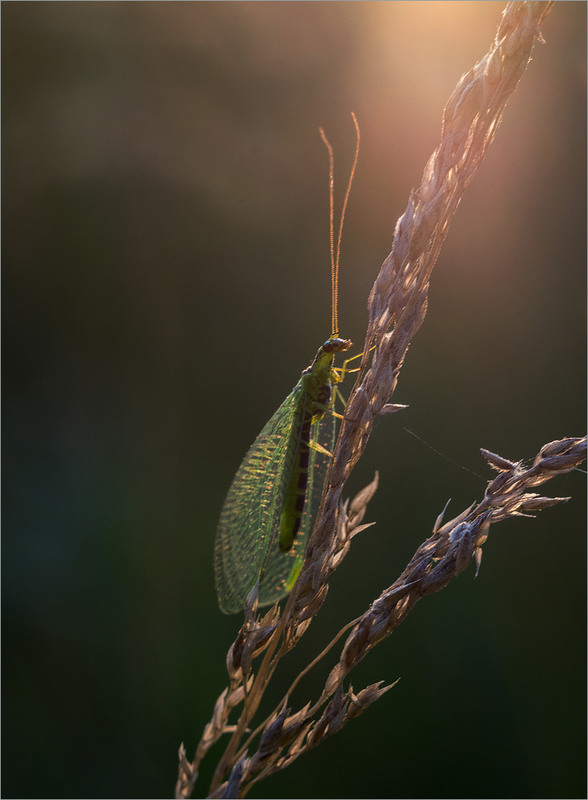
[214,115,360,614]
[278,337,351,552]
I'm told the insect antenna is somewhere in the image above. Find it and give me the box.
[319,113,360,339]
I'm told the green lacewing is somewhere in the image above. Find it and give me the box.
[214,115,360,614]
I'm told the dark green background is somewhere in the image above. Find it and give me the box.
[3,3,586,798]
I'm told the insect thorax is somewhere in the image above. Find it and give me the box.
[309,337,352,378]
[299,336,351,420]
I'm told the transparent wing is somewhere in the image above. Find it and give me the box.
[214,380,305,614]
[257,408,336,607]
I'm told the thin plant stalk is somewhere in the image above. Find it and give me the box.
[175,3,586,798]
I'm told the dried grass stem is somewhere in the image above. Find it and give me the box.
[174,5,587,799]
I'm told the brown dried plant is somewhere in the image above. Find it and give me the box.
[176,3,585,798]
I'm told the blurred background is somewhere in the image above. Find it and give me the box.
[2,3,585,798]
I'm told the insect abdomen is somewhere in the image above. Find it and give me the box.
[279,417,312,552]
